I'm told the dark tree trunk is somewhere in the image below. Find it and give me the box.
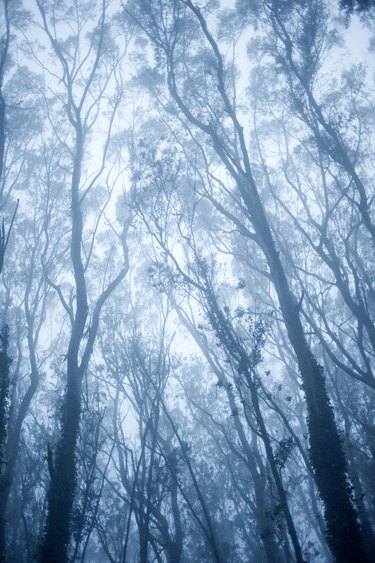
[243,185,368,563]
[39,377,81,563]
[0,325,11,561]
[38,125,87,563]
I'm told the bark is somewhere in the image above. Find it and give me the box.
[331,373,375,557]
[168,465,183,563]
[39,385,81,563]
[39,158,127,562]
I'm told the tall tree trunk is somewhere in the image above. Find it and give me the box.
[150,2,369,559]
[167,464,183,563]
[0,325,11,561]
[39,381,81,563]
[240,182,368,563]
[39,122,87,562]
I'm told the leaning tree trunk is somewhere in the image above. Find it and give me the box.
[242,183,368,563]
[155,2,369,559]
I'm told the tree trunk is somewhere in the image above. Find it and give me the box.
[39,124,87,563]
[39,375,81,563]
[245,188,367,562]
[0,325,11,561]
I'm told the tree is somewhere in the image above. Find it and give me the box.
[32,2,130,560]
[0,325,11,559]
[125,1,370,560]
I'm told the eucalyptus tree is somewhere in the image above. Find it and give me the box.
[243,3,375,548]
[327,364,375,554]
[98,292,209,562]
[0,0,11,274]
[0,3,51,558]
[0,164,55,560]
[146,250,306,562]
[125,122,326,561]
[27,1,131,560]
[0,0,32,273]
[68,379,113,562]
[124,1,370,561]
[109,330,184,563]
[97,273,259,562]
[244,0,375,392]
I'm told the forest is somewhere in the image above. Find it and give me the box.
[0,0,374,561]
